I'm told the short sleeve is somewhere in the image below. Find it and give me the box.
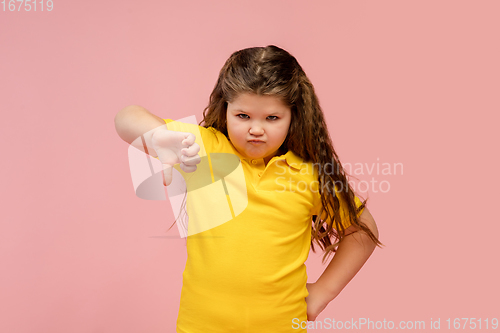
[162,118,232,155]
[154,118,241,189]
[152,118,225,164]
[312,192,365,230]
[162,118,209,158]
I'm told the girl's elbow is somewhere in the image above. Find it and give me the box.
[360,208,379,239]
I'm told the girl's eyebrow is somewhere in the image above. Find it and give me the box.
[232,109,284,115]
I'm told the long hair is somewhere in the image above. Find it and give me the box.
[199,45,382,263]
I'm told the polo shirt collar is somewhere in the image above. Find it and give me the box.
[233,147,305,171]
[282,150,305,170]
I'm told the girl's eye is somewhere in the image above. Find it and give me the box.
[236,114,278,120]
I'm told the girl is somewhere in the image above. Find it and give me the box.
[115,45,381,332]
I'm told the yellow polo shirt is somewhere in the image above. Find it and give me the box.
[161,119,363,333]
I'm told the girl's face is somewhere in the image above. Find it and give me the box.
[226,93,291,164]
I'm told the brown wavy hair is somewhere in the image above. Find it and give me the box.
[198,45,382,263]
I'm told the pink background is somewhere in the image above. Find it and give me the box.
[1,1,499,332]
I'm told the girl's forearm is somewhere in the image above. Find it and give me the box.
[315,209,379,301]
[114,105,166,156]
[315,231,376,300]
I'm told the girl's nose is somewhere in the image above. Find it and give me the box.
[249,124,264,136]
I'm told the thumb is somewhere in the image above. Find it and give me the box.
[162,163,174,186]
[155,148,178,186]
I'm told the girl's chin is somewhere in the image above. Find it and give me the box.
[240,147,265,156]
[242,152,268,160]
[245,154,265,160]
[240,148,280,160]
[237,144,278,160]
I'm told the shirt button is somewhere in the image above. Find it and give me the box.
[258,172,262,177]
[251,160,258,164]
